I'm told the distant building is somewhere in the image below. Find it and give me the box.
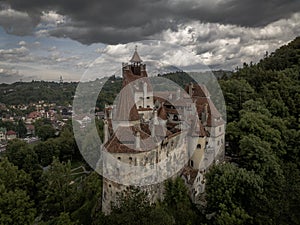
[26,111,42,124]
[0,127,7,142]
[26,124,35,136]
[101,48,225,214]
[6,130,17,140]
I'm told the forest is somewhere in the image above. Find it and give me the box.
[0,36,299,224]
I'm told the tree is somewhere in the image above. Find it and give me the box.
[105,188,174,225]
[239,134,285,223]
[0,158,36,225]
[16,119,27,138]
[205,163,265,225]
[5,139,39,173]
[36,124,56,141]
[58,128,77,161]
[34,139,60,167]
[38,158,77,221]
[72,172,103,225]
[0,186,36,225]
[219,79,255,121]
[164,177,198,225]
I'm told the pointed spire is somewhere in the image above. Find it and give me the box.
[130,45,143,63]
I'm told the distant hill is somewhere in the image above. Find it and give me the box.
[0,81,77,106]
[0,69,231,108]
[257,37,300,71]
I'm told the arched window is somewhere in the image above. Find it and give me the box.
[190,160,194,167]
[173,115,178,121]
[197,144,201,149]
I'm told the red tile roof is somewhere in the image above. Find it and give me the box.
[194,97,224,127]
[6,130,16,135]
[104,125,161,153]
[157,105,168,120]
[27,111,41,119]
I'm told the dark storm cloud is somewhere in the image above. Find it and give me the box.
[2,0,300,44]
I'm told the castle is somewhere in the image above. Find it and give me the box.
[101,47,225,213]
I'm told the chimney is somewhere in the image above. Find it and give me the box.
[109,108,113,119]
[153,110,159,125]
[151,124,155,137]
[201,103,208,125]
[143,82,147,107]
[104,120,109,143]
[135,131,141,149]
[188,82,194,96]
[176,88,180,100]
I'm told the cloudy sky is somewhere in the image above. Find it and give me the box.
[0,0,299,83]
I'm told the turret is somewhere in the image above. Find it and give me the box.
[104,120,109,143]
[135,131,141,149]
[201,103,208,126]
[130,46,143,75]
[143,82,148,107]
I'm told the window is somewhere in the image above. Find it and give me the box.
[117,157,121,160]
[219,127,222,132]
[146,97,150,99]
[190,160,194,167]
[217,140,220,146]
[173,115,178,121]
[197,144,201,149]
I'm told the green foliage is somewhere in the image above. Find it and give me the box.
[0,81,77,105]
[16,119,27,138]
[38,158,77,220]
[219,79,255,121]
[34,139,60,166]
[0,158,36,225]
[72,172,103,225]
[5,139,39,173]
[163,178,200,225]
[206,164,265,224]
[0,186,36,225]
[36,124,56,141]
[219,36,300,225]
[105,188,174,225]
